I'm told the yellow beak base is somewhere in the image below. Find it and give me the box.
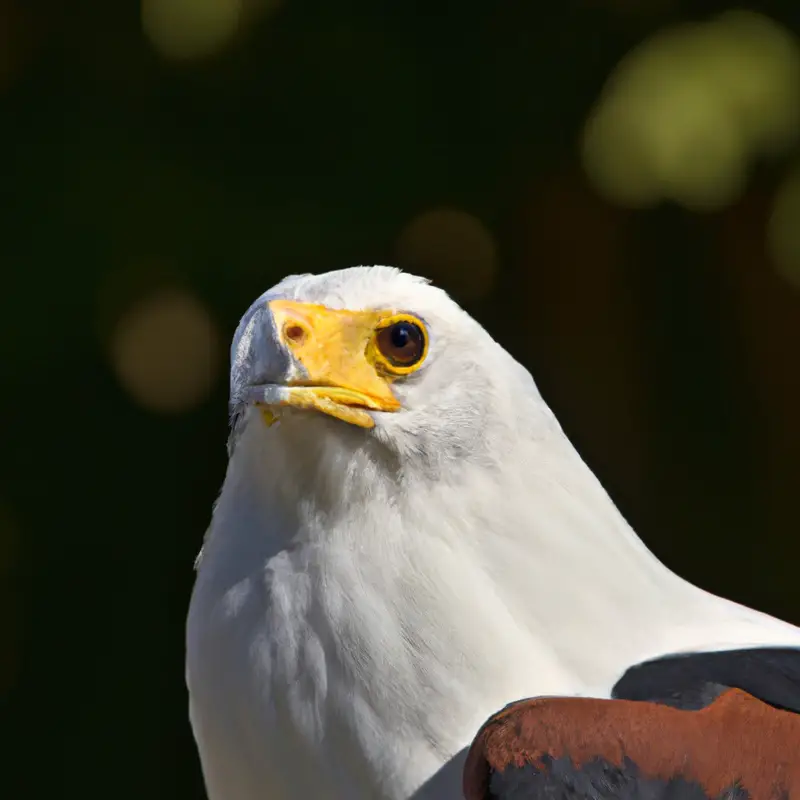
[262,300,403,428]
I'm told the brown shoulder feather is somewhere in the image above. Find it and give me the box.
[463,689,800,800]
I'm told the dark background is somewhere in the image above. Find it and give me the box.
[2,1,800,797]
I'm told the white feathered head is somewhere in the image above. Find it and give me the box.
[226,266,557,476]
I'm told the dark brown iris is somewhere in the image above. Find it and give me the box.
[375,320,426,367]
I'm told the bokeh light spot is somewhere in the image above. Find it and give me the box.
[394,208,498,301]
[110,289,222,413]
[142,0,244,62]
[583,12,800,211]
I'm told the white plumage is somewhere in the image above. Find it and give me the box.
[186,266,800,800]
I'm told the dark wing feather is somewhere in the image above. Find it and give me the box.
[487,756,746,800]
[612,647,800,712]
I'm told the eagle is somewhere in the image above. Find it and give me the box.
[186,266,800,800]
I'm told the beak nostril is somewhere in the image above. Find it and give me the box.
[284,323,307,345]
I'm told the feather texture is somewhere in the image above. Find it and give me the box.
[187,267,800,800]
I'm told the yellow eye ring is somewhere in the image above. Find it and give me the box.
[369,314,429,376]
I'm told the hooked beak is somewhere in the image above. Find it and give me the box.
[246,299,401,429]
